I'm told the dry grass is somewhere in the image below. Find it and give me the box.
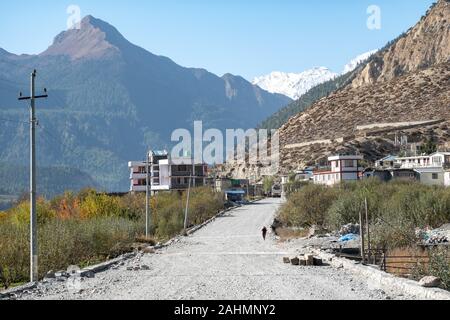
[0,187,225,289]
[278,179,450,249]
[0,216,143,289]
[275,227,309,241]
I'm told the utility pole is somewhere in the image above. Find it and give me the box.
[184,173,192,233]
[145,150,152,237]
[246,179,249,200]
[18,70,48,282]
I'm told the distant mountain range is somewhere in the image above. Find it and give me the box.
[252,67,338,100]
[252,51,377,100]
[223,0,450,180]
[0,163,99,199]
[0,15,291,192]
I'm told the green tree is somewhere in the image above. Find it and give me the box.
[263,177,274,194]
[419,138,437,155]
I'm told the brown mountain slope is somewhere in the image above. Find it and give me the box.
[221,1,450,179]
[280,62,450,146]
[352,0,450,87]
[277,1,450,172]
[279,61,450,170]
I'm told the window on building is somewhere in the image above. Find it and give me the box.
[344,160,355,168]
[432,173,439,180]
[432,157,442,165]
[135,166,146,174]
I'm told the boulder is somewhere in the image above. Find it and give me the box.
[45,270,56,279]
[67,265,80,273]
[419,276,441,288]
[307,226,316,239]
[271,219,282,231]
[299,259,307,266]
[313,257,323,266]
[143,246,156,254]
[283,257,290,264]
[55,271,70,278]
[290,257,300,266]
[79,270,95,278]
[308,225,330,238]
[304,254,315,266]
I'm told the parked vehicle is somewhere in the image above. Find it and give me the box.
[271,184,282,198]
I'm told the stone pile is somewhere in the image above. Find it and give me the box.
[283,254,323,266]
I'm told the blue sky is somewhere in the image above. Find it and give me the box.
[0,0,435,80]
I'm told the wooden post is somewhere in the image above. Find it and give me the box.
[359,206,365,264]
[365,197,371,264]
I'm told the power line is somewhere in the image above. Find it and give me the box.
[1,60,71,109]
[0,76,28,87]
[36,127,66,161]
[0,117,28,124]
[30,73,69,108]
[0,56,33,72]
[37,124,61,143]
[36,124,85,160]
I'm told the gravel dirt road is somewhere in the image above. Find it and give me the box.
[18,198,409,300]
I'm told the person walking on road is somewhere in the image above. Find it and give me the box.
[261,226,268,241]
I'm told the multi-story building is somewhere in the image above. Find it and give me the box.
[128,150,208,193]
[313,155,364,186]
[395,152,450,186]
[374,155,397,169]
[372,152,450,186]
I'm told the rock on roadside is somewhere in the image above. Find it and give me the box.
[419,276,441,288]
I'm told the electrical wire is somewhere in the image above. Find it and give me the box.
[0,117,27,124]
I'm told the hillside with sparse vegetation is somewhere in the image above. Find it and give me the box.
[278,0,450,172]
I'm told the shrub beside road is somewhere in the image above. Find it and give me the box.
[0,187,224,289]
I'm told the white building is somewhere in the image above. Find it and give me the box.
[375,155,397,169]
[445,171,450,187]
[396,152,450,186]
[128,150,208,192]
[313,155,364,186]
[414,167,445,186]
[375,152,450,187]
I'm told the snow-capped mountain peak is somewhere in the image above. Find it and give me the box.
[252,67,338,100]
[253,50,378,100]
[342,50,378,74]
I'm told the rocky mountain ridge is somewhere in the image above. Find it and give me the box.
[278,0,450,172]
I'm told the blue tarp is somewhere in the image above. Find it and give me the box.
[225,190,246,195]
[339,233,358,242]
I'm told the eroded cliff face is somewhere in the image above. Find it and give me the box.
[221,1,450,179]
[352,0,450,88]
[278,62,450,171]
[275,1,450,174]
